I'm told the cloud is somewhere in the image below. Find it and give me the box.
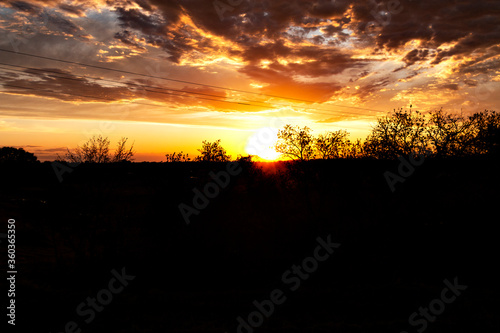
[1,0,498,117]
[113,30,146,50]
[58,3,86,17]
[9,0,42,14]
[401,49,430,67]
[239,65,341,102]
[0,67,136,102]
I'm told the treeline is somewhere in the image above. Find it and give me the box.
[1,109,499,164]
[276,109,500,160]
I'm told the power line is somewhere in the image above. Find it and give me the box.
[0,63,272,108]
[0,63,386,119]
[1,84,378,133]
[1,83,171,108]
[3,79,378,128]
[0,48,387,114]
[1,80,376,123]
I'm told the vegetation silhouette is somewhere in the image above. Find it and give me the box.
[315,130,365,159]
[166,151,190,162]
[364,108,428,159]
[275,124,315,161]
[1,109,499,333]
[275,109,500,161]
[0,147,39,164]
[62,135,135,163]
[195,139,231,162]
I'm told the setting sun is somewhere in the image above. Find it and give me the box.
[245,128,282,161]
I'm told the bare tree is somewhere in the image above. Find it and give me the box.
[64,135,134,163]
[113,137,135,162]
[275,125,315,161]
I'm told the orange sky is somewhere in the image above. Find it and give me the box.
[1,0,499,161]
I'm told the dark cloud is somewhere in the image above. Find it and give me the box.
[8,0,41,13]
[114,7,165,35]
[113,5,201,63]
[402,49,429,67]
[46,11,81,35]
[239,65,341,102]
[134,0,153,12]
[308,0,351,19]
[2,0,499,110]
[352,78,391,98]
[457,58,500,75]
[440,83,460,91]
[0,66,263,111]
[350,0,500,65]
[237,40,292,64]
[58,3,86,16]
[0,67,135,102]
[104,0,500,94]
[5,0,500,69]
[114,30,145,50]
[464,79,478,87]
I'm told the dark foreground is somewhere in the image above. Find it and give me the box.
[1,157,499,333]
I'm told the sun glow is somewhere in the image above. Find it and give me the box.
[245,127,282,161]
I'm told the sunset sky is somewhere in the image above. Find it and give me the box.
[1,0,499,161]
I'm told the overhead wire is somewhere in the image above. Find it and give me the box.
[0,62,385,120]
[0,48,388,115]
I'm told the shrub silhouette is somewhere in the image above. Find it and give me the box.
[113,137,135,162]
[64,135,135,163]
[166,151,190,162]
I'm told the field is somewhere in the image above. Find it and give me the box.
[1,157,499,332]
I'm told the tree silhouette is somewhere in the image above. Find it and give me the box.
[469,110,500,156]
[0,147,38,163]
[315,130,352,159]
[275,124,315,161]
[425,109,476,157]
[64,135,134,163]
[113,137,135,162]
[364,108,428,159]
[343,138,366,159]
[195,139,230,162]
